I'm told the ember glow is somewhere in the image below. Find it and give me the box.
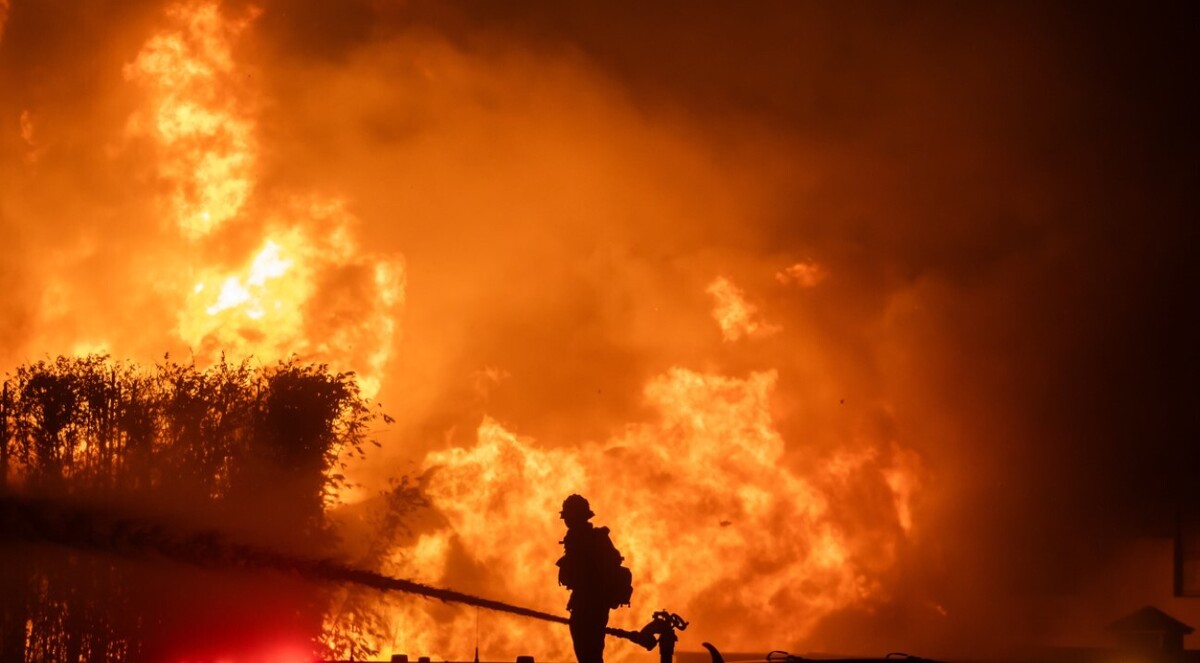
[776,262,827,289]
[706,277,781,342]
[2,1,1195,661]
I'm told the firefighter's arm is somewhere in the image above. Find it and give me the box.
[556,555,574,588]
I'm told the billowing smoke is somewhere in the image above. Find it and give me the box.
[1,1,1197,661]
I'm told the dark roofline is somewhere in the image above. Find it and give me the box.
[1108,606,1195,635]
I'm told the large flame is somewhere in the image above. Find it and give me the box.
[123,0,258,239]
[119,0,403,397]
[363,367,919,661]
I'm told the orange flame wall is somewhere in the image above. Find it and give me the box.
[2,1,922,657]
[378,369,919,661]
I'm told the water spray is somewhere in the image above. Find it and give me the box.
[0,493,681,649]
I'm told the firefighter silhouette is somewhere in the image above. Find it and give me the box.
[556,494,631,663]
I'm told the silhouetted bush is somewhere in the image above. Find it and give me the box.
[0,354,387,662]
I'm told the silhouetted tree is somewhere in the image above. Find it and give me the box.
[0,354,393,662]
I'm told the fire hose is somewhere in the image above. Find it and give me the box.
[0,493,687,656]
[2,493,945,663]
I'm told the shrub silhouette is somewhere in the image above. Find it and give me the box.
[0,354,394,662]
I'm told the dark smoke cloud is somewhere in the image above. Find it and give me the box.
[2,0,1198,657]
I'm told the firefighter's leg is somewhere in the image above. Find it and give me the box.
[569,606,610,663]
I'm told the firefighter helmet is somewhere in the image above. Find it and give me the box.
[560,494,594,520]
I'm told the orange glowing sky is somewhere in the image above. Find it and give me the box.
[1,1,1197,660]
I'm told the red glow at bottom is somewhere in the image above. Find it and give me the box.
[176,643,316,663]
